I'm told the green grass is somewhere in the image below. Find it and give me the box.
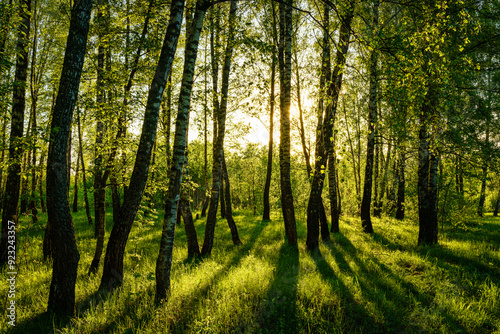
[1,209,500,333]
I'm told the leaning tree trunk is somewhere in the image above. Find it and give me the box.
[222,151,241,245]
[417,86,438,246]
[278,0,297,245]
[46,0,93,317]
[0,0,30,267]
[100,0,184,292]
[90,0,154,275]
[262,58,275,221]
[201,0,237,256]
[155,0,202,302]
[328,3,354,233]
[308,0,354,244]
[306,2,332,250]
[360,0,379,234]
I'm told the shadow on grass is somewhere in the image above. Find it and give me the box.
[372,232,409,252]
[309,247,375,331]
[442,217,500,246]
[258,242,300,333]
[417,244,500,280]
[165,219,269,333]
[331,232,473,333]
[14,217,268,334]
[10,311,58,334]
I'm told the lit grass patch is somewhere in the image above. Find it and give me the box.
[1,210,500,333]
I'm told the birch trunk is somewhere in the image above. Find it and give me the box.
[202,1,238,255]
[99,0,185,291]
[278,0,297,245]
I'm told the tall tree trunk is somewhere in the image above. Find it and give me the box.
[417,86,438,246]
[164,75,172,168]
[306,2,332,250]
[108,0,154,224]
[263,3,277,221]
[89,0,151,272]
[100,0,184,292]
[395,147,405,220]
[154,0,200,302]
[0,0,30,266]
[201,1,237,255]
[360,0,379,234]
[278,0,297,245]
[46,0,93,316]
[89,0,109,276]
[202,6,220,219]
[222,151,241,245]
[29,2,39,224]
[294,49,311,176]
[201,48,209,217]
[77,109,92,225]
[327,2,355,235]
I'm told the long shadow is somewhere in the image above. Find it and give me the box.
[326,233,467,333]
[372,232,409,252]
[371,230,500,281]
[309,248,376,332]
[258,242,300,333]
[89,219,268,333]
[165,219,269,333]
[15,219,268,334]
[10,311,58,334]
[442,219,500,246]
[418,245,500,281]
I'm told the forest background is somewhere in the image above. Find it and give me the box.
[0,0,499,332]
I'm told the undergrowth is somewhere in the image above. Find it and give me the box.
[1,209,499,333]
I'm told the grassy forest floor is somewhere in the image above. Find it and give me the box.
[1,208,499,333]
